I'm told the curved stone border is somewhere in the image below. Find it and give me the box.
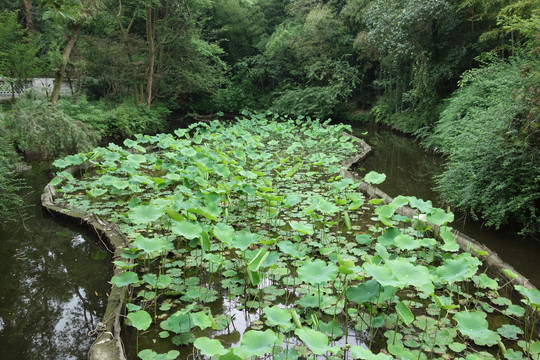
[41,165,128,360]
[342,133,537,291]
[40,126,537,360]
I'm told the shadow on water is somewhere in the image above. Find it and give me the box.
[0,164,112,360]
[351,123,540,288]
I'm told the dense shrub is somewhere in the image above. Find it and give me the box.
[0,114,26,224]
[8,91,100,159]
[60,96,169,138]
[429,55,539,234]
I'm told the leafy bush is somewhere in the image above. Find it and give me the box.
[270,86,341,119]
[0,114,26,224]
[429,55,540,234]
[60,96,169,138]
[8,91,100,159]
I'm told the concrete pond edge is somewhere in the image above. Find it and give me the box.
[42,165,128,360]
[40,128,537,360]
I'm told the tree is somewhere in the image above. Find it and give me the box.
[40,0,104,106]
[0,10,42,97]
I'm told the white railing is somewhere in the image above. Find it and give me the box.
[0,78,71,98]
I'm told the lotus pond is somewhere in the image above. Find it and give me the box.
[50,114,540,360]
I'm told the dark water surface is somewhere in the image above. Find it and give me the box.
[351,124,540,288]
[0,166,112,359]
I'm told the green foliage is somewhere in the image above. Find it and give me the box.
[0,114,26,224]
[430,55,540,234]
[8,91,99,159]
[0,10,42,91]
[59,96,168,138]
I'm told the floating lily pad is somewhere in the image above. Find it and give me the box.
[110,271,139,287]
[127,310,152,331]
[454,311,500,346]
[350,346,392,360]
[364,171,386,185]
[297,259,338,286]
[128,204,162,224]
[263,306,293,330]
[194,337,228,357]
[295,328,331,355]
[234,329,279,358]
[497,324,523,340]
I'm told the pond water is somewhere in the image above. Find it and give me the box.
[0,165,112,359]
[351,123,540,288]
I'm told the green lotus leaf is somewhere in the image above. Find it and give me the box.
[504,304,525,317]
[350,346,392,360]
[229,228,259,251]
[515,285,540,309]
[133,235,167,254]
[127,310,152,331]
[472,273,498,290]
[297,259,338,286]
[364,171,386,184]
[171,221,202,240]
[437,254,479,284]
[126,153,146,164]
[387,259,434,293]
[319,319,343,339]
[191,311,213,330]
[110,178,130,190]
[111,271,139,287]
[296,294,336,309]
[234,329,278,358]
[346,279,381,304]
[214,164,231,177]
[426,208,454,226]
[263,306,292,330]
[363,262,400,288]
[454,311,500,346]
[497,324,523,340]
[283,193,302,207]
[290,221,314,235]
[354,234,372,245]
[504,349,525,360]
[295,328,330,355]
[212,223,235,243]
[181,147,197,157]
[128,204,162,225]
[396,301,414,326]
[440,226,460,252]
[137,349,157,360]
[277,241,306,259]
[377,227,401,246]
[160,311,192,334]
[448,342,467,353]
[407,196,434,214]
[194,337,228,357]
[394,233,421,250]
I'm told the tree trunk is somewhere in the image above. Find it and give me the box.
[145,5,155,110]
[22,0,34,33]
[51,24,82,106]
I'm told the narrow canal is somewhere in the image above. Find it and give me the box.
[351,123,540,288]
[0,165,112,359]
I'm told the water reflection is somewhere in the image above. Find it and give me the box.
[0,167,112,359]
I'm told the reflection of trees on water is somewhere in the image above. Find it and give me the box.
[0,214,111,360]
[353,126,444,204]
